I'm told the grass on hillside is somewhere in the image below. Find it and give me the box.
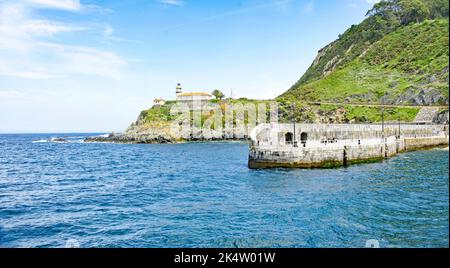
[281,19,449,105]
[136,99,421,129]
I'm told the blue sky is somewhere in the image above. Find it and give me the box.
[0,0,379,133]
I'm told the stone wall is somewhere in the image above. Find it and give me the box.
[343,138,404,164]
[249,123,449,169]
[404,136,449,151]
[249,135,448,169]
[251,123,448,147]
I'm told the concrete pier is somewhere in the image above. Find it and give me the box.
[248,123,449,169]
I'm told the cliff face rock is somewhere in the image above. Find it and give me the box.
[85,108,177,143]
[433,110,449,124]
[322,56,343,77]
[414,107,440,122]
[411,88,448,106]
[312,41,337,68]
[387,87,448,106]
[315,107,347,123]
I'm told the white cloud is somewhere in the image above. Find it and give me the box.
[102,24,140,43]
[366,0,381,4]
[52,44,128,78]
[160,0,184,6]
[0,71,55,79]
[23,19,85,36]
[103,24,114,38]
[25,0,82,11]
[0,1,128,80]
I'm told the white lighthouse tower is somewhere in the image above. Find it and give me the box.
[176,83,182,96]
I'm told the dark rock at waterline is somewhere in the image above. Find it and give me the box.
[84,132,249,144]
[84,133,175,144]
[51,137,68,142]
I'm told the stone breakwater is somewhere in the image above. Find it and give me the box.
[248,123,449,169]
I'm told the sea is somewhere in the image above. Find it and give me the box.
[0,134,448,248]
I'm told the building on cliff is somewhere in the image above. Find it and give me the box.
[153,98,166,107]
[175,83,212,103]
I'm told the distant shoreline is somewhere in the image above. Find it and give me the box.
[83,133,249,144]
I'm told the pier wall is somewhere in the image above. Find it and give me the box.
[248,123,449,169]
[404,136,449,151]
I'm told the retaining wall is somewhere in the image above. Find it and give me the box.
[248,135,448,169]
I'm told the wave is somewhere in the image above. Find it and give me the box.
[32,137,86,144]
[32,140,48,143]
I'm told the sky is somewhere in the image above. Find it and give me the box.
[0,0,380,133]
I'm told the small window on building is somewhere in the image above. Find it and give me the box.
[285,132,293,145]
[300,132,308,144]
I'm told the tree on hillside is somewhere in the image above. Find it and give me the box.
[211,89,225,100]
[424,0,449,19]
[366,0,446,25]
[398,0,430,24]
[366,0,400,18]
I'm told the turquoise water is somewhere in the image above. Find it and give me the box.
[0,134,448,248]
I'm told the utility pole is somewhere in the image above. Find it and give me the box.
[381,98,385,142]
[381,107,385,139]
[292,104,298,147]
[381,100,387,159]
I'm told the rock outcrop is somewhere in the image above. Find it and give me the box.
[84,132,174,144]
[414,107,440,123]
[433,110,449,124]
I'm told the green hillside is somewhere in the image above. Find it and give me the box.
[279,0,449,107]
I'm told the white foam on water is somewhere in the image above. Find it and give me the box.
[69,139,85,143]
[32,140,48,143]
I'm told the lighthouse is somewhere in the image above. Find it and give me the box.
[174,82,213,106]
[176,83,182,96]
